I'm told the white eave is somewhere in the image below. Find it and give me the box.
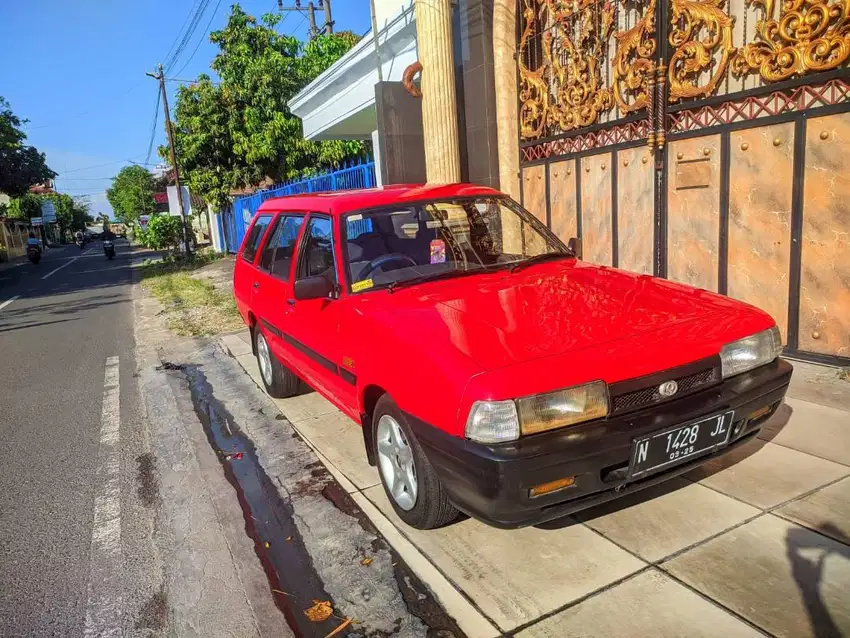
[289,3,417,141]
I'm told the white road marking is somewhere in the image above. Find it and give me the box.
[41,256,80,280]
[83,356,123,637]
[0,295,20,311]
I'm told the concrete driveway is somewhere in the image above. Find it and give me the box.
[222,329,850,638]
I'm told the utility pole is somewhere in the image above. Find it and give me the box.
[278,0,332,39]
[146,63,192,258]
[322,0,333,34]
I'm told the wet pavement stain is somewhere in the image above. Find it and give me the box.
[135,452,160,508]
[135,585,168,631]
[182,364,343,638]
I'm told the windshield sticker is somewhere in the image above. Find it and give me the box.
[348,214,363,222]
[430,239,446,264]
[351,278,374,293]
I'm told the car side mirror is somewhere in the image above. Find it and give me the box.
[293,275,335,301]
[567,237,582,259]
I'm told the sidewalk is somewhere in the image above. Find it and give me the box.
[223,327,850,638]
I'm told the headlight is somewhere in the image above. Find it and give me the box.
[517,381,609,435]
[720,326,782,378]
[465,400,520,443]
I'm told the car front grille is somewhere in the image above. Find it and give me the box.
[609,364,720,416]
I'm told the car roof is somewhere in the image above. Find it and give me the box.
[255,183,503,216]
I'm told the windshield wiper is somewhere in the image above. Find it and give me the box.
[387,267,489,293]
[509,251,573,273]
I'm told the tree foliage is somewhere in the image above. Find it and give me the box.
[167,5,368,210]
[0,96,56,196]
[106,165,156,227]
[140,214,184,252]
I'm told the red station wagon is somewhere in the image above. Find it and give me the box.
[233,184,792,530]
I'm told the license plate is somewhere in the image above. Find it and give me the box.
[629,411,734,479]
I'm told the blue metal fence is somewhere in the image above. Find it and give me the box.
[222,159,376,253]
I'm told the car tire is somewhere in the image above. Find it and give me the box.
[373,395,458,529]
[254,327,300,399]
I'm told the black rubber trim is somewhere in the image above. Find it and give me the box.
[283,333,339,375]
[403,358,793,528]
[259,318,282,338]
[339,368,357,385]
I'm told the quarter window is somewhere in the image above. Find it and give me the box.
[241,215,272,263]
[259,215,304,280]
[298,216,336,281]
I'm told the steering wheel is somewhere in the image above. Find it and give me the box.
[358,253,418,279]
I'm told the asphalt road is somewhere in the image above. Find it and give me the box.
[0,241,157,636]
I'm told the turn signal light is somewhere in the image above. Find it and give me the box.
[529,476,575,498]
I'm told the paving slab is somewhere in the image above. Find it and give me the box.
[273,391,340,424]
[364,485,646,632]
[686,439,849,509]
[776,477,850,546]
[578,478,759,562]
[759,398,850,467]
[220,332,252,358]
[663,514,850,638]
[516,568,761,638]
[289,411,379,490]
[785,359,850,413]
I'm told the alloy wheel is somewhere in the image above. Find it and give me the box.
[376,414,418,511]
[257,332,273,386]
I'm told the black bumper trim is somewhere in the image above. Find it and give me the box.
[405,358,793,529]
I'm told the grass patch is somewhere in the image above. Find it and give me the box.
[140,251,243,336]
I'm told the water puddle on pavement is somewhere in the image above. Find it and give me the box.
[183,364,340,638]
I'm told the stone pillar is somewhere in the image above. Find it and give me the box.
[493,0,520,198]
[415,0,461,183]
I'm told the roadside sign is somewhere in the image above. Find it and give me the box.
[139,215,150,230]
[31,217,44,226]
[41,200,56,221]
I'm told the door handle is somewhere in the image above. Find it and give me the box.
[287,298,296,306]
[253,282,260,288]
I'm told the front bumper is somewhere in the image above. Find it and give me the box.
[407,358,793,529]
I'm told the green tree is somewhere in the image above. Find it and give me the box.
[0,96,56,196]
[6,192,42,219]
[106,165,156,227]
[166,5,367,208]
[146,214,183,251]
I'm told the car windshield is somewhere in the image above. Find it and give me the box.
[343,197,567,292]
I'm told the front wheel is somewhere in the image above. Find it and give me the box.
[373,395,458,529]
[254,327,300,398]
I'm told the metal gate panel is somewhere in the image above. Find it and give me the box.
[727,122,794,341]
[580,153,614,266]
[521,164,547,223]
[667,134,722,292]
[616,147,654,274]
[548,160,577,243]
[799,111,850,357]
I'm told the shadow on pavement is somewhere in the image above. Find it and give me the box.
[0,317,80,334]
[786,522,850,638]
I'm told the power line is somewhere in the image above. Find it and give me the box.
[165,0,213,73]
[58,156,148,175]
[161,0,204,64]
[172,0,225,78]
[144,90,162,166]
[23,82,145,130]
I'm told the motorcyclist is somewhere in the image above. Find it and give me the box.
[74,229,84,243]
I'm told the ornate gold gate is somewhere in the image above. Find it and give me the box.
[516,0,850,364]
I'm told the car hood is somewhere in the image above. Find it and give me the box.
[377,260,775,384]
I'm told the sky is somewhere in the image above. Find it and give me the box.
[0,0,372,218]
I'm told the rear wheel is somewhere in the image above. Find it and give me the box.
[373,395,458,529]
[254,327,300,398]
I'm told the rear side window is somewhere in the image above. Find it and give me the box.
[298,216,336,281]
[241,215,272,263]
[259,215,304,280]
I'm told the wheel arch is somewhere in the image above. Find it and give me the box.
[360,384,387,466]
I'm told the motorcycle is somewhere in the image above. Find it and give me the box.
[103,240,115,260]
[76,238,85,251]
[27,244,41,264]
